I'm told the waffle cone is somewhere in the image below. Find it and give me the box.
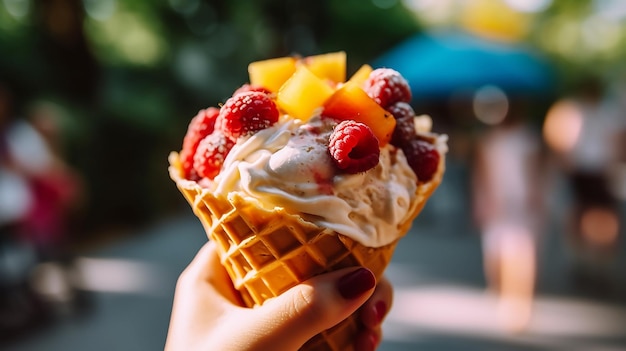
[168,151,444,351]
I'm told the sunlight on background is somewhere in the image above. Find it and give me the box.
[83,0,116,21]
[2,0,29,20]
[542,100,583,153]
[402,0,626,72]
[84,5,168,66]
[386,283,626,345]
[504,0,552,13]
[72,257,161,294]
[29,258,163,299]
[460,0,530,42]
[472,85,509,125]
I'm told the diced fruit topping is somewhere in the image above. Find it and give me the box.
[277,65,335,121]
[217,91,279,139]
[329,120,380,174]
[402,139,440,182]
[323,82,396,146]
[302,51,347,84]
[364,68,411,108]
[193,131,236,180]
[233,84,272,96]
[180,107,220,178]
[347,64,373,87]
[248,56,297,93]
[180,52,441,185]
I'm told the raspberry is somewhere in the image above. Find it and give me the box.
[387,102,415,120]
[180,107,220,178]
[193,131,235,179]
[329,120,380,174]
[364,68,411,108]
[388,102,417,148]
[402,139,440,182]
[391,117,415,149]
[233,84,272,96]
[217,91,279,138]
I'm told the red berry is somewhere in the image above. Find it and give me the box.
[217,91,279,138]
[364,68,411,108]
[388,102,417,148]
[233,84,272,96]
[391,117,415,149]
[402,139,440,182]
[387,102,415,147]
[180,107,220,178]
[329,120,380,174]
[193,131,235,179]
[387,102,415,120]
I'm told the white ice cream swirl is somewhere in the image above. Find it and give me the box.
[207,115,419,247]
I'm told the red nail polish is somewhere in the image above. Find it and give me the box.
[369,332,379,348]
[337,268,375,299]
[374,300,387,324]
[355,331,378,351]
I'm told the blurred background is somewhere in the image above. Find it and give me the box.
[0,0,625,350]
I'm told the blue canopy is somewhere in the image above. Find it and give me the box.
[372,31,555,100]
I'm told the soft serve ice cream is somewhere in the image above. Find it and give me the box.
[209,114,425,247]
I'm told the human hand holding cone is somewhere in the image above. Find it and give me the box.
[169,52,447,351]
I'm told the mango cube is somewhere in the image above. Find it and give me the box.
[277,65,335,121]
[323,82,395,146]
[248,56,297,93]
[302,51,346,84]
[347,64,373,87]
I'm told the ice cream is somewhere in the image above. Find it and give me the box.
[168,51,447,351]
[203,113,433,247]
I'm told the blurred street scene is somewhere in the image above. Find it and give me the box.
[1,0,626,350]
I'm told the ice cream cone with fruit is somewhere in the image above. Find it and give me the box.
[168,51,447,351]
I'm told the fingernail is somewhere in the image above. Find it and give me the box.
[373,300,387,325]
[369,332,379,348]
[337,268,375,299]
[355,331,378,351]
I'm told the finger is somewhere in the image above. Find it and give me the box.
[178,241,221,282]
[360,275,393,329]
[166,242,224,349]
[177,241,242,306]
[249,267,377,351]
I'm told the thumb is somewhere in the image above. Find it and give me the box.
[248,267,376,351]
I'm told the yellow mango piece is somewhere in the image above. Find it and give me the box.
[347,64,373,87]
[248,56,297,93]
[277,65,335,121]
[323,82,395,146]
[302,51,346,84]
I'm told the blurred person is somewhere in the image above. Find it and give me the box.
[472,101,545,333]
[166,241,392,351]
[0,83,33,239]
[19,102,84,262]
[543,77,625,292]
[2,101,82,261]
[1,83,86,337]
[0,81,48,338]
[12,101,88,320]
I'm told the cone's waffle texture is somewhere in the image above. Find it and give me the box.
[168,152,445,351]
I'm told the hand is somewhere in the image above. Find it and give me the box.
[165,241,393,351]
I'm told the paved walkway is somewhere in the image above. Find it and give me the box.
[2,161,625,351]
